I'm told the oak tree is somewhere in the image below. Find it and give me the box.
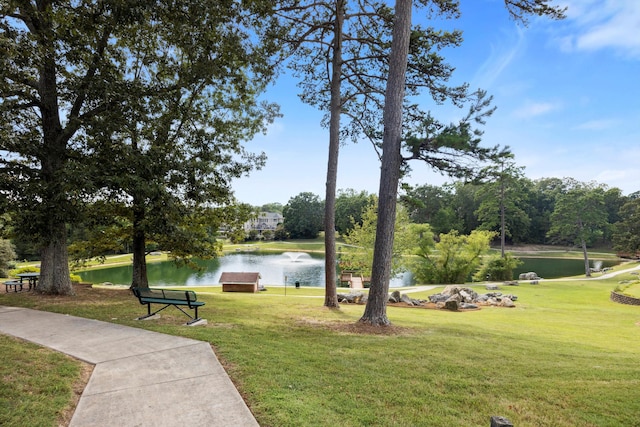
[0,0,281,293]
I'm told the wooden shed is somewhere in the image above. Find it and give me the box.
[219,272,262,293]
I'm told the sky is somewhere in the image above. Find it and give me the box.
[232,0,640,207]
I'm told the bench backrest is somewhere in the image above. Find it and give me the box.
[132,287,197,303]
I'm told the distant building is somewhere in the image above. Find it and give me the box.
[243,212,283,234]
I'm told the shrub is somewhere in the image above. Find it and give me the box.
[9,266,40,277]
[0,239,17,277]
[474,253,523,282]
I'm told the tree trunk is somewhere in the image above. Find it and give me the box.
[581,238,591,277]
[37,221,73,295]
[35,9,73,296]
[131,204,149,289]
[500,171,506,258]
[360,0,412,326]
[323,0,345,308]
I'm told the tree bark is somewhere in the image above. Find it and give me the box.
[131,203,149,289]
[323,0,345,308]
[360,0,412,326]
[581,238,591,277]
[500,168,506,258]
[38,221,73,295]
[36,4,73,296]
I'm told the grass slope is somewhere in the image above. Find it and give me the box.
[2,267,640,426]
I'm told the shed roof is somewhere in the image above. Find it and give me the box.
[219,272,261,284]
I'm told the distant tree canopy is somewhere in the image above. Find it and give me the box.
[613,198,640,257]
[547,183,609,276]
[335,189,376,236]
[260,203,284,214]
[283,192,325,239]
[264,175,635,253]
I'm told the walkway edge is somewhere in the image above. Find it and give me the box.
[0,306,259,426]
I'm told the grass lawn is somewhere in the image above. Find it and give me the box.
[1,270,640,426]
[0,334,90,426]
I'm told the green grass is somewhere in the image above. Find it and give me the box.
[0,334,86,426]
[224,238,332,253]
[625,282,640,297]
[2,272,640,426]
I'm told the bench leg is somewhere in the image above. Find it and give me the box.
[136,303,171,320]
[135,301,203,325]
[174,304,199,322]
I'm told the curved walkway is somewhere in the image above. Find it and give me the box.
[0,306,258,427]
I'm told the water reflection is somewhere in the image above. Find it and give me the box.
[78,251,617,287]
[78,251,413,288]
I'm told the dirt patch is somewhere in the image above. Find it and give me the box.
[22,283,131,307]
[58,361,94,427]
[297,317,413,335]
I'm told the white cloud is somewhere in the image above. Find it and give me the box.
[573,118,619,130]
[558,0,640,58]
[512,101,561,118]
[472,26,525,89]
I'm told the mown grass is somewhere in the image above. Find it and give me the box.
[2,270,640,426]
[0,334,87,426]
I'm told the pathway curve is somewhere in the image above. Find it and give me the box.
[0,306,259,427]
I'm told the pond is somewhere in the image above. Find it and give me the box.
[513,258,619,279]
[79,251,411,288]
[77,251,619,287]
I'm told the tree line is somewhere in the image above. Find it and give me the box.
[276,177,639,259]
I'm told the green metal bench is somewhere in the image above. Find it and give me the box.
[131,287,205,325]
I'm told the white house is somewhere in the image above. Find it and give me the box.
[243,212,283,234]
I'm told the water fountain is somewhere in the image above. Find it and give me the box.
[281,252,315,263]
[592,260,603,272]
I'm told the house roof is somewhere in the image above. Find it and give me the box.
[219,272,261,284]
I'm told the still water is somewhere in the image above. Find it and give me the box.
[78,251,618,287]
[77,251,408,287]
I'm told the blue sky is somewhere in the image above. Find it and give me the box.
[233,0,640,206]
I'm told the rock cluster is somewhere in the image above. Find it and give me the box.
[427,285,517,310]
[337,291,367,304]
[338,285,517,311]
[518,271,541,280]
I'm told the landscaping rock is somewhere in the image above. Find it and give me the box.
[500,297,515,308]
[428,285,518,310]
[337,292,365,304]
[444,299,459,311]
[490,415,513,427]
[400,293,416,305]
[519,271,540,280]
[428,293,449,303]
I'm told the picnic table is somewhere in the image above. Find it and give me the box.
[3,273,39,293]
[16,273,39,291]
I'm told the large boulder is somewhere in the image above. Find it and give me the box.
[519,272,540,280]
[444,298,460,311]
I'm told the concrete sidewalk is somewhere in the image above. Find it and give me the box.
[0,306,259,426]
